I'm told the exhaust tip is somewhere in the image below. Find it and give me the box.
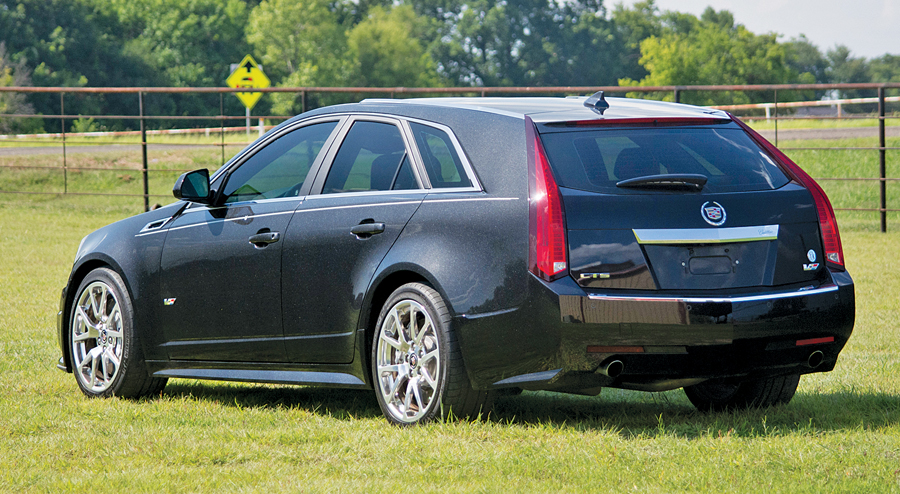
[807,350,825,369]
[599,360,625,378]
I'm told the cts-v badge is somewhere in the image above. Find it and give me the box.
[701,201,726,226]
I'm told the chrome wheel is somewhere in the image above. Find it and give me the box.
[375,299,441,423]
[71,280,124,393]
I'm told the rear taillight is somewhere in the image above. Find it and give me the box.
[732,115,845,269]
[526,117,567,281]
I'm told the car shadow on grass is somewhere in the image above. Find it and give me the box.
[159,380,900,437]
[488,388,900,438]
[162,381,384,420]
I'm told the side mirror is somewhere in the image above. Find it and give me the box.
[173,169,211,203]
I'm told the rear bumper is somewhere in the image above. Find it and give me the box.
[456,270,855,391]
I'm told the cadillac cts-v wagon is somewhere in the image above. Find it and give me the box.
[56,94,855,424]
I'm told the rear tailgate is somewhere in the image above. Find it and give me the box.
[539,122,831,292]
[562,186,830,291]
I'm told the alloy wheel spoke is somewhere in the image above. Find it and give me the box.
[414,320,431,346]
[403,380,414,414]
[75,306,100,337]
[98,285,109,319]
[108,305,122,333]
[102,352,110,383]
[73,330,95,342]
[408,306,418,343]
[77,350,92,371]
[380,333,403,351]
[411,378,425,410]
[90,288,101,318]
[421,367,437,389]
[90,349,100,387]
[389,308,405,342]
[107,350,121,368]
[422,349,439,365]
[378,363,403,375]
[388,373,406,399]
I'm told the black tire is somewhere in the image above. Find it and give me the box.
[69,268,167,399]
[684,374,800,412]
[371,283,492,425]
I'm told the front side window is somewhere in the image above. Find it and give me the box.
[222,121,338,203]
[323,121,418,193]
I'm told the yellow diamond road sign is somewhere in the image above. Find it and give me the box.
[226,55,270,110]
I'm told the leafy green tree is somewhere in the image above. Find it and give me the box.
[420,0,625,87]
[784,35,828,84]
[868,54,900,98]
[105,0,253,122]
[517,0,624,86]
[0,0,158,129]
[619,8,796,105]
[611,0,661,82]
[347,5,443,88]
[0,42,43,133]
[247,0,351,113]
[108,0,250,87]
[826,45,872,100]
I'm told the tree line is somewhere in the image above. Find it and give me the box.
[1,0,898,132]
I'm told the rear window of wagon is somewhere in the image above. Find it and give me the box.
[539,126,790,194]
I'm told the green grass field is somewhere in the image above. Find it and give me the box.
[0,135,899,492]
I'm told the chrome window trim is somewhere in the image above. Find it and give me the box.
[587,284,838,304]
[304,189,427,200]
[178,195,304,215]
[293,200,424,214]
[312,115,427,194]
[210,115,346,184]
[400,117,483,193]
[633,225,779,244]
[423,196,518,204]
[164,210,297,233]
[136,200,302,236]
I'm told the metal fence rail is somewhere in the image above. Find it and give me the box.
[1,83,898,230]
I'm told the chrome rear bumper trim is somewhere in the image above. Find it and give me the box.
[588,284,839,304]
[633,225,779,244]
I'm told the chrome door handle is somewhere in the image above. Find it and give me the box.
[350,223,385,238]
[249,231,280,247]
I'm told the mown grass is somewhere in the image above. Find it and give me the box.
[747,115,900,131]
[0,136,898,491]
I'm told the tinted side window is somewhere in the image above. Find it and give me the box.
[223,121,337,203]
[540,127,790,194]
[409,122,471,189]
[323,121,416,194]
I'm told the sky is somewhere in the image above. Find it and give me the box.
[613,0,899,58]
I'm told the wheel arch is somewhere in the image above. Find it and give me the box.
[59,256,130,373]
[359,264,449,382]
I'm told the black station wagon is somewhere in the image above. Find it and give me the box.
[57,94,855,424]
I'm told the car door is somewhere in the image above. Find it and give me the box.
[158,118,342,362]
[281,117,428,363]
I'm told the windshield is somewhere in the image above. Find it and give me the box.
[539,126,790,194]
